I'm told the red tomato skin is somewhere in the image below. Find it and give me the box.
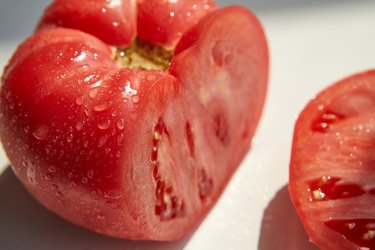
[38,0,136,46]
[289,70,375,250]
[0,4,268,241]
[137,0,217,47]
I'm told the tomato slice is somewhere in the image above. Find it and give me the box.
[290,70,375,249]
[0,2,268,240]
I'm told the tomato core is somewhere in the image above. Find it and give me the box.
[113,38,173,70]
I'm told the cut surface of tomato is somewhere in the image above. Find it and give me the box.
[290,70,375,249]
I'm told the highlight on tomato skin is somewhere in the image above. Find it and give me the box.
[289,69,375,250]
[0,0,269,241]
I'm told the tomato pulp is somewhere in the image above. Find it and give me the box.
[290,70,375,249]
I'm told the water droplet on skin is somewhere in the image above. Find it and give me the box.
[113,21,119,27]
[68,172,74,178]
[116,119,125,130]
[87,170,94,179]
[33,125,49,140]
[52,184,59,190]
[122,81,138,97]
[97,214,105,220]
[89,88,99,99]
[93,102,110,112]
[48,165,57,173]
[101,7,107,13]
[117,133,124,146]
[131,96,139,104]
[45,145,53,154]
[116,151,121,158]
[66,134,74,143]
[76,96,84,106]
[76,121,84,131]
[170,11,175,17]
[45,173,53,181]
[98,135,108,148]
[98,120,111,130]
[22,161,28,167]
[55,191,63,198]
[84,141,89,148]
[24,126,30,133]
[68,181,77,188]
[81,177,89,184]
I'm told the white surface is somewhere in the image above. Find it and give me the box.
[1,1,375,250]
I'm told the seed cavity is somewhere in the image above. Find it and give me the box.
[213,113,229,145]
[185,122,195,158]
[325,219,375,249]
[312,110,345,133]
[307,176,365,202]
[198,168,213,201]
[151,118,184,221]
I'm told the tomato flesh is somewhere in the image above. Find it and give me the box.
[290,70,375,249]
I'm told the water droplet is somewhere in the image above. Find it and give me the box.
[93,102,110,112]
[33,125,49,140]
[55,191,63,198]
[116,119,125,130]
[76,121,84,131]
[45,173,53,181]
[69,181,77,188]
[113,21,119,27]
[24,126,30,133]
[45,145,53,154]
[48,165,57,173]
[98,120,111,130]
[116,151,121,158]
[84,141,89,147]
[66,134,74,143]
[75,96,84,106]
[98,135,108,148]
[101,7,107,13]
[170,11,175,17]
[122,81,138,98]
[68,172,74,178]
[51,184,59,190]
[117,133,124,146]
[87,170,94,179]
[81,177,89,184]
[131,96,139,104]
[89,88,99,99]
[22,161,28,167]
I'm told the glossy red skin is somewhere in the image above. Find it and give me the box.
[289,70,375,249]
[0,2,268,241]
[138,0,217,47]
[38,0,136,46]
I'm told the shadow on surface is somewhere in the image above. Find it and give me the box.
[258,185,319,250]
[0,167,189,250]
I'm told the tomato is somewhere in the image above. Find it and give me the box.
[0,0,268,241]
[289,70,375,249]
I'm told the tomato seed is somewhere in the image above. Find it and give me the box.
[311,110,345,133]
[308,176,365,201]
[325,219,375,249]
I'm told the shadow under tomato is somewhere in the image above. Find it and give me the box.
[258,185,319,250]
[0,167,190,250]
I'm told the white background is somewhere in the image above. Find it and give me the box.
[1,1,375,249]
